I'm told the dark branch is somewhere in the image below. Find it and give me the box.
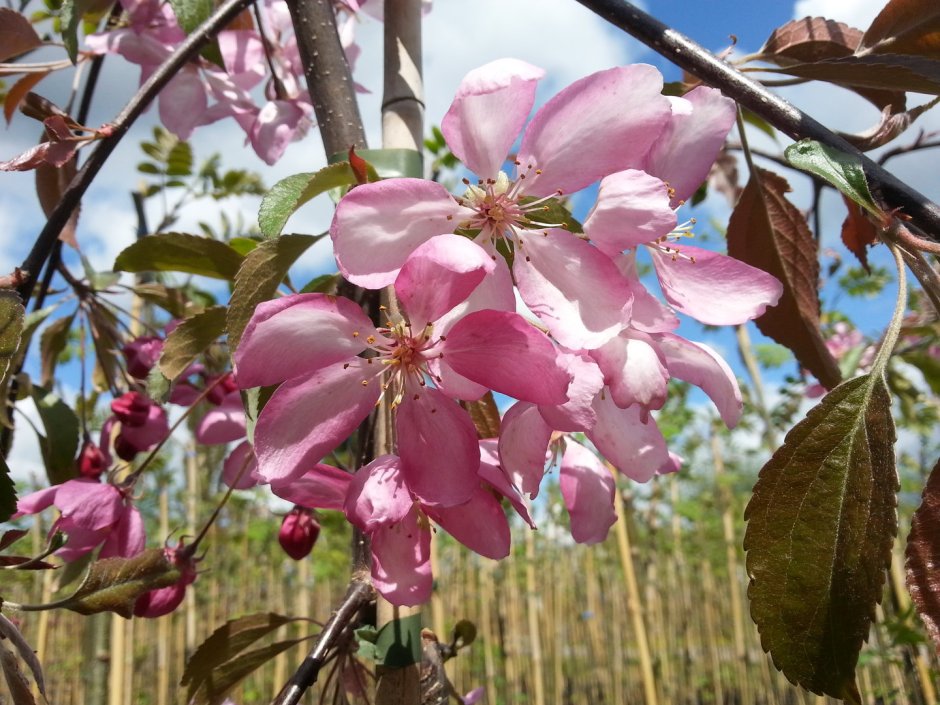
[270,579,374,705]
[574,0,940,243]
[15,0,257,307]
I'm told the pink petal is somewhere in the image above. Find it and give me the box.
[395,234,493,326]
[479,439,535,528]
[253,359,381,484]
[159,67,207,140]
[221,441,264,489]
[428,359,488,401]
[397,388,480,507]
[431,254,516,335]
[642,87,736,205]
[195,393,246,445]
[118,404,169,451]
[55,479,123,531]
[234,293,372,387]
[330,178,474,288]
[613,252,679,334]
[342,455,412,529]
[370,506,432,606]
[55,523,111,562]
[13,485,59,518]
[250,100,305,165]
[583,170,676,255]
[560,440,617,544]
[428,487,511,560]
[591,330,669,411]
[656,333,742,428]
[517,65,671,197]
[442,309,570,405]
[650,244,783,325]
[217,30,266,86]
[537,350,604,433]
[497,402,551,498]
[99,505,146,558]
[441,59,544,179]
[587,395,671,483]
[271,463,353,511]
[514,229,631,350]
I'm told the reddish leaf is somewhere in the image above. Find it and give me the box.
[906,457,940,651]
[726,168,842,389]
[757,18,906,111]
[760,17,864,63]
[3,72,50,124]
[348,146,370,185]
[839,99,939,151]
[0,8,42,62]
[840,195,880,272]
[0,529,27,552]
[0,556,56,569]
[0,613,48,699]
[0,642,36,705]
[773,53,940,97]
[860,0,940,60]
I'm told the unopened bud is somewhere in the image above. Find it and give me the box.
[111,391,152,427]
[133,541,199,618]
[78,440,107,478]
[278,507,320,561]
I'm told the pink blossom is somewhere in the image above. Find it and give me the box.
[235,234,570,507]
[122,336,164,380]
[14,478,145,561]
[330,59,681,349]
[101,392,169,463]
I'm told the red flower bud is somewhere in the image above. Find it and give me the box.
[133,542,198,618]
[278,507,320,561]
[111,391,152,427]
[206,373,237,405]
[77,440,107,478]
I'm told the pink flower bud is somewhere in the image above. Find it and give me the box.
[278,507,320,561]
[77,440,107,478]
[206,373,238,406]
[122,336,164,380]
[111,391,152,427]
[133,542,198,618]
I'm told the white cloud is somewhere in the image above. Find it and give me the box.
[793,0,885,27]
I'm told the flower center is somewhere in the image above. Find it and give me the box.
[456,167,566,247]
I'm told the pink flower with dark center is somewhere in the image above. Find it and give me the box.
[122,336,164,380]
[236,234,570,507]
[331,59,682,349]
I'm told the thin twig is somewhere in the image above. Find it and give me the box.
[573,0,940,243]
[15,0,258,307]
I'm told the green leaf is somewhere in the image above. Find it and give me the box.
[39,313,74,387]
[258,164,357,238]
[0,290,25,392]
[188,638,309,705]
[228,237,260,256]
[0,452,16,523]
[59,548,182,618]
[298,273,340,294]
[31,386,79,485]
[158,306,226,380]
[182,612,298,694]
[375,613,423,668]
[146,365,171,404]
[784,140,884,218]
[744,373,898,702]
[226,234,321,350]
[519,196,583,233]
[80,255,120,290]
[114,233,245,280]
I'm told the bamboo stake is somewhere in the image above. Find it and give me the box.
[108,614,125,705]
[523,528,546,705]
[610,472,658,705]
[157,491,170,705]
[185,448,198,654]
[478,560,498,705]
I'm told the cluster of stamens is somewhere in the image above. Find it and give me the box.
[347,307,444,408]
[455,162,567,246]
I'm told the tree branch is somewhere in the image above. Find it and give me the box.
[573,0,940,244]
